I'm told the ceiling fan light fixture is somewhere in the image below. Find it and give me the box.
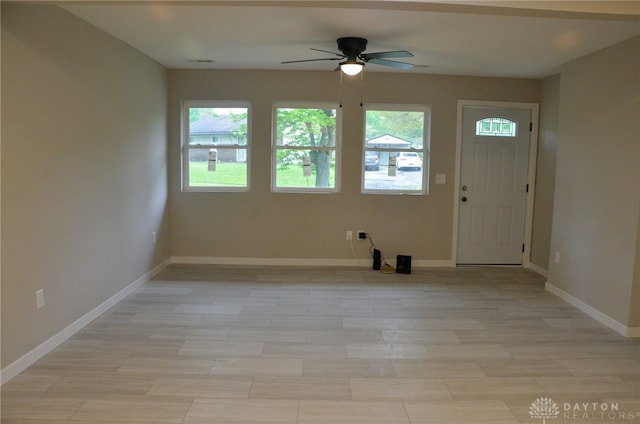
[340,62,363,76]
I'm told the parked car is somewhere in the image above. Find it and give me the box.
[396,152,422,170]
[364,151,379,171]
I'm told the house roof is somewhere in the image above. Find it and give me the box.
[366,134,413,146]
[190,115,246,135]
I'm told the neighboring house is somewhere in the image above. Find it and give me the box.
[365,134,413,166]
[189,115,247,162]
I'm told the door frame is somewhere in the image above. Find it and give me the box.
[452,100,540,267]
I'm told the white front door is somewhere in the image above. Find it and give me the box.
[457,106,531,265]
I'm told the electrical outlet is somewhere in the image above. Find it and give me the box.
[36,289,45,310]
[346,230,353,241]
[357,231,367,240]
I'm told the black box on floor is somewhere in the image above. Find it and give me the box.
[373,249,381,270]
[396,255,412,274]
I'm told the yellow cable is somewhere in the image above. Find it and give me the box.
[380,262,395,274]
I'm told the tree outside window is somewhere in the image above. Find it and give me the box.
[273,104,341,192]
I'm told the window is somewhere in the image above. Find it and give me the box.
[475,117,517,137]
[362,105,429,194]
[182,101,250,191]
[272,103,341,193]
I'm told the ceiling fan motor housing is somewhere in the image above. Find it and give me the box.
[337,37,368,58]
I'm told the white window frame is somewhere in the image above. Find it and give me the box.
[271,102,342,193]
[182,100,251,192]
[361,104,430,195]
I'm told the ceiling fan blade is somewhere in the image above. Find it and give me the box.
[283,39,414,71]
[366,58,414,69]
[310,47,344,57]
[362,50,414,60]
[281,57,341,64]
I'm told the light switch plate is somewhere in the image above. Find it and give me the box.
[435,174,446,184]
[36,289,45,309]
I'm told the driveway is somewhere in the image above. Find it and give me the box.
[363,166,423,191]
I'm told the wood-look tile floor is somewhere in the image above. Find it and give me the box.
[3,265,639,423]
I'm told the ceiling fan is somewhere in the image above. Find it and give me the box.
[281,37,414,75]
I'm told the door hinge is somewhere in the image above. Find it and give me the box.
[526,183,529,193]
[522,244,526,253]
[529,122,533,132]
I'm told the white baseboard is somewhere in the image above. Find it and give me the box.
[545,281,639,338]
[0,258,171,386]
[526,262,548,278]
[412,259,456,268]
[170,256,455,269]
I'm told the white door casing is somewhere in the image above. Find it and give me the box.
[456,105,533,265]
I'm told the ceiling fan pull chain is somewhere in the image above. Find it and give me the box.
[359,71,364,107]
[339,71,343,108]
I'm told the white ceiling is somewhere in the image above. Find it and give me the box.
[62,1,640,78]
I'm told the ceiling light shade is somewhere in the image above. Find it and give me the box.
[340,62,363,76]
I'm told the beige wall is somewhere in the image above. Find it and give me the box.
[1,4,170,366]
[168,70,539,264]
[530,74,560,271]
[632,206,640,326]
[548,36,640,327]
